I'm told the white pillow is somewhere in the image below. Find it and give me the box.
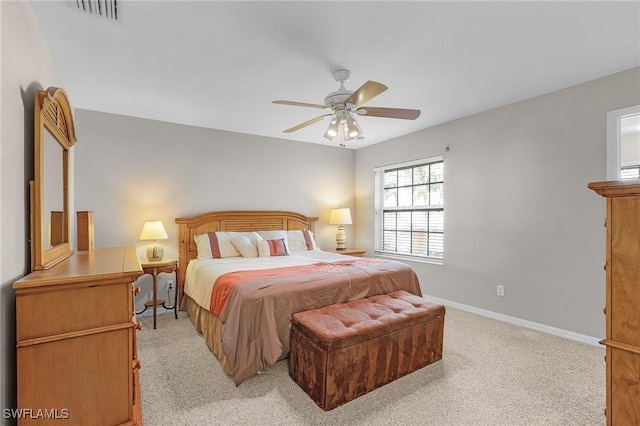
[194,231,260,259]
[257,230,287,240]
[257,238,289,257]
[257,230,290,252]
[230,235,259,258]
[286,230,318,251]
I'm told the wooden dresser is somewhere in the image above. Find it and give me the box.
[13,246,143,425]
[588,180,640,425]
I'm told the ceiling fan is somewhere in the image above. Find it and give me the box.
[272,69,421,147]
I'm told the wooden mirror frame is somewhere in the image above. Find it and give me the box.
[31,87,77,270]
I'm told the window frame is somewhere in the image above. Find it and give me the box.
[374,155,444,264]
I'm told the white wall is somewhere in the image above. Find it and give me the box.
[0,1,64,418]
[355,67,640,339]
[73,110,355,311]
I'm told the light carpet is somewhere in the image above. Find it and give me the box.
[137,307,604,426]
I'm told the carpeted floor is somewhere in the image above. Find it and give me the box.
[137,306,604,426]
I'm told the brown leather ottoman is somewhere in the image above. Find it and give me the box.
[289,290,445,411]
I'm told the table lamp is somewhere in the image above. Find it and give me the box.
[329,208,352,251]
[139,220,168,261]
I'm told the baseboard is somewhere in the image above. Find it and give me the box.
[424,294,602,347]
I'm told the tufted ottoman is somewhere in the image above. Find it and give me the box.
[289,290,445,411]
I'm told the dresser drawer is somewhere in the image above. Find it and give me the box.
[17,328,133,425]
[16,281,132,341]
[608,346,640,425]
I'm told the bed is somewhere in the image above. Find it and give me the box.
[175,210,422,385]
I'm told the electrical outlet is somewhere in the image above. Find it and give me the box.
[166,280,174,291]
[496,285,504,297]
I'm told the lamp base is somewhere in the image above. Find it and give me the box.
[335,225,347,251]
[146,242,164,262]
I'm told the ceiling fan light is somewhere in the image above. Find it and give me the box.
[324,130,337,139]
[352,116,363,134]
[324,119,339,140]
[345,115,359,138]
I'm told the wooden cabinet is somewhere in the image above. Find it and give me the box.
[588,180,640,426]
[324,248,367,257]
[13,246,143,425]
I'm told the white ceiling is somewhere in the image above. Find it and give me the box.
[30,1,640,149]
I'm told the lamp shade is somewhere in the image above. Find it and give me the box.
[329,208,352,225]
[345,115,360,138]
[324,118,339,140]
[139,220,168,241]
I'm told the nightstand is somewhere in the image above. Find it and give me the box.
[325,248,366,257]
[136,258,178,329]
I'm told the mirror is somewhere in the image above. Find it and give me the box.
[31,88,77,270]
[43,130,65,248]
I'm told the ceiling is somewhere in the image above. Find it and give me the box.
[30,1,640,149]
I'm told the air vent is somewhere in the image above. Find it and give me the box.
[74,0,118,21]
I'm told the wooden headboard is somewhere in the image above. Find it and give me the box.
[174,210,318,304]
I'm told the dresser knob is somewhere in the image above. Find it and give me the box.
[135,322,143,331]
[133,359,142,370]
[603,263,607,271]
[134,286,141,296]
[602,305,607,315]
[603,407,607,417]
[604,353,606,363]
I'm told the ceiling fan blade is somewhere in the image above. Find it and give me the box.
[273,100,329,109]
[358,106,421,120]
[344,81,388,108]
[283,113,333,133]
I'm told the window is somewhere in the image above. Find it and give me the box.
[619,112,640,180]
[621,165,640,180]
[374,156,444,262]
[606,105,640,180]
